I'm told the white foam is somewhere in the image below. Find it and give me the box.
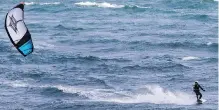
[2,80,29,88]
[200,99,207,103]
[54,85,83,94]
[52,84,196,105]
[3,81,197,105]
[75,2,124,8]
[53,85,109,99]
[39,2,61,5]
[34,42,55,50]
[98,85,196,105]
[182,56,200,61]
[24,2,60,6]
[134,5,150,9]
[207,42,213,46]
[25,2,35,6]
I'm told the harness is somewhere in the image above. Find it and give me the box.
[193,84,199,91]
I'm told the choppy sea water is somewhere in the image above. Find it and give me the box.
[0,0,218,110]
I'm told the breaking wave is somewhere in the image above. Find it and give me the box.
[4,81,196,105]
[182,56,200,61]
[25,2,61,6]
[122,63,190,72]
[75,2,124,8]
[100,85,196,105]
[74,2,149,9]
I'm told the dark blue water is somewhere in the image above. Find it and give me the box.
[0,0,218,110]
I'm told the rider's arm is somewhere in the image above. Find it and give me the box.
[199,84,205,91]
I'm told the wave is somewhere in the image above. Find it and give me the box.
[25,2,61,6]
[40,86,87,98]
[75,2,124,8]
[101,85,196,105]
[0,41,13,53]
[157,42,217,49]
[27,7,49,12]
[40,2,60,5]
[76,56,131,63]
[22,70,46,80]
[182,56,218,63]
[46,54,130,64]
[181,14,215,22]
[4,53,130,65]
[45,84,198,105]
[162,0,216,10]
[3,80,197,105]
[72,39,120,45]
[2,80,29,88]
[65,39,217,52]
[74,2,149,9]
[203,0,219,2]
[203,57,218,63]
[123,5,150,10]
[54,24,84,31]
[207,42,213,46]
[102,58,131,62]
[24,2,35,6]
[72,40,217,51]
[34,41,55,50]
[206,42,218,47]
[48,85,98,99]
[51,33,68,37]
[82,77,112,89]
[41,86,63,95]
[4,81,88,98]
[4,80,196,105]
[122,63,189,72]
[182,56,200,61]
[28,23,46,31]
[56,84,196,105]
[3,80,102,99]
[73,55,101,62]
[128,41,218,52]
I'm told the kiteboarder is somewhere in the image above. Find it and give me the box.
[193,81,205,101]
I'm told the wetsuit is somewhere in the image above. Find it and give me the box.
[193,83,205,100]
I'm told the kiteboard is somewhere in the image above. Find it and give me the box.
[197,99,206,104]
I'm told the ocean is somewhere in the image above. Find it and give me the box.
[0,0,218,110]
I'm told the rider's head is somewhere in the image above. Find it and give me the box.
[195,81,198,84]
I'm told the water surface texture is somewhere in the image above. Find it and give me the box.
[0,0,218,110]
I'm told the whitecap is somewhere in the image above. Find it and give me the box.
[75,2,124,8]
[39,2,61,5]
[91,85,196,105]
[34,41,55,50]
[3,81,197,105]
[207,42,213,46]
[24,2,36,6]
[24,2,60,6]
[182,56,200,61]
